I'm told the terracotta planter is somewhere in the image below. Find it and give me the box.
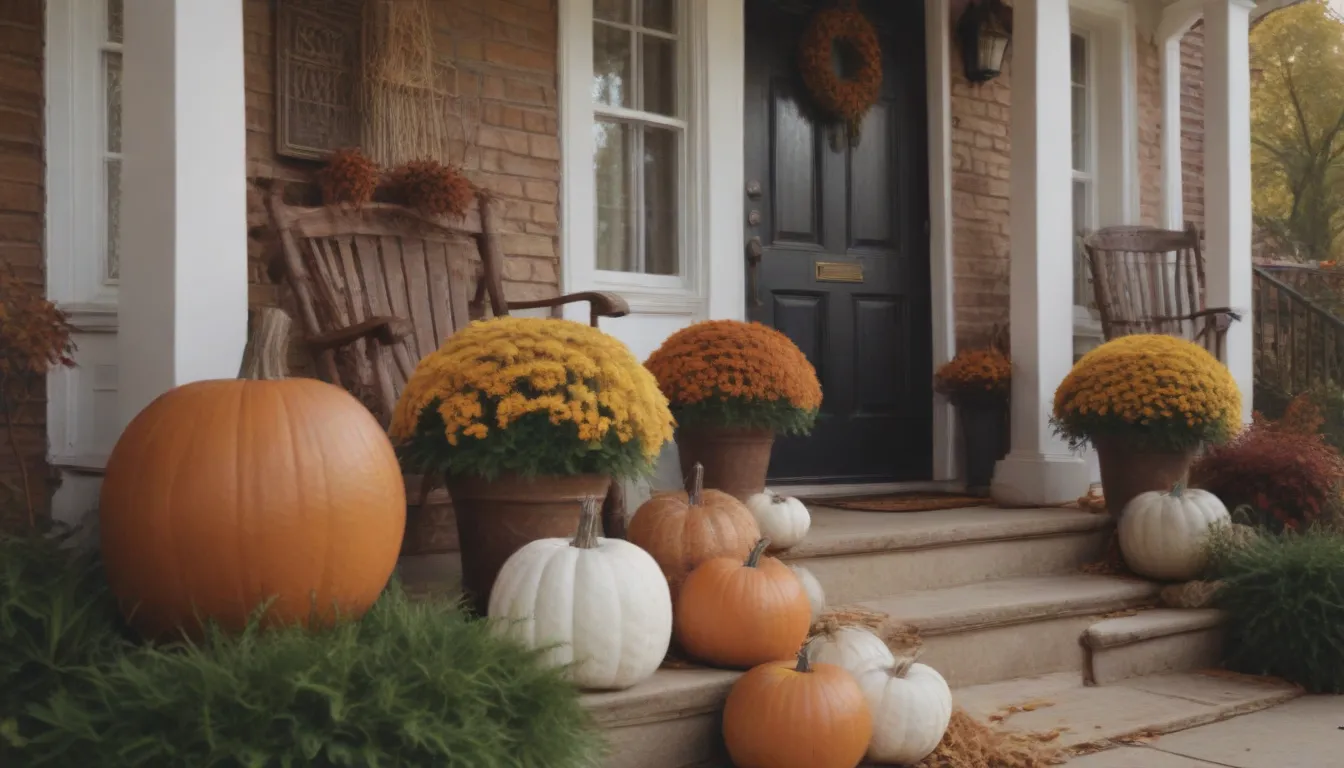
[676,426,775,501]
[960,403,1009,490]
[448,472,611,615]
[401,474,458,556]
[1093,437,1196,517]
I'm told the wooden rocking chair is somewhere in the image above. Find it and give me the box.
[268,183,630,553]
[1080,224,1242,360]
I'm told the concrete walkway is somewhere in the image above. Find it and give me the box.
[1068,697,1344,767]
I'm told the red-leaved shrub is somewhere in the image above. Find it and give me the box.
[1192,396,1344,531]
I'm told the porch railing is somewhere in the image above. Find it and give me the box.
[1253,266,1344,394]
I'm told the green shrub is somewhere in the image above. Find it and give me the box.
[0,528,128,746]
[2,536,603,767]
[1209,527,1344,693]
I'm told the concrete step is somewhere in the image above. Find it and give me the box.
[584,573,1161,768]
[1083,609,1226,686]
[856,574,1160,687]
[782,506,1112,604]
[586,667,1300,768]
[955,669,1301,754]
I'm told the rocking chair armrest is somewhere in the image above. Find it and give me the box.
[506,291,631,326]
[306,316,415,353]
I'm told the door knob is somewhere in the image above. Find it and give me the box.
[746,180,763,199]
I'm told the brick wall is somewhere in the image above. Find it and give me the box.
[1180,24,1206,231]
[950,30,1180,348]
[242,0,562,356]
[0,0,48,527]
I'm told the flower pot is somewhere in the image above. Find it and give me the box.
[447,472,611,615]
[960,403,1009,491]
[676,426,775,501]
[1093,437,1196,517]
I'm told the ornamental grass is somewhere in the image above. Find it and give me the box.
[934,347,1011,406]
[644,319,822,435]
[1,530,603,767]
[1052,334,1241,452]
[1208,526,1344,694]
[392,316,674,480]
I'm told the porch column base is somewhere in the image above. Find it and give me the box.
[990,450,1090,507]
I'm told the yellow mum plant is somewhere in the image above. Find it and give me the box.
[1052,334,1242,452]
[390,317,675,480]
[644,320,822,434]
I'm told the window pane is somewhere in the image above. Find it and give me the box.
[108,0,123,44]
[642,35,676,116]
[1071,84,1086,172]
[105,51,122,153]
[1073,178,1091,306]
[643,126,678,276]
[641,0,676,31]
[593,23,632,108]
[595,120,634,272]
[1070,34,1085,85]
[595,0,631,23]
[107,159,121,280]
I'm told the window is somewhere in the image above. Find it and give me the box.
[1071,31,1096,308]
[592,0,683,276]
[104,0,123,282]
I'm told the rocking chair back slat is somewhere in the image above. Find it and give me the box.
[1081,224,1240,360]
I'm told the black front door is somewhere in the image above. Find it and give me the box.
[744,0,933,485]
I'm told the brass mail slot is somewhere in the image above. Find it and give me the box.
[815,261,864,283]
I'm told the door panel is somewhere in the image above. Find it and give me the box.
[744,0,932,484]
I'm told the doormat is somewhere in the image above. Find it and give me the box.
[812,493,991,513]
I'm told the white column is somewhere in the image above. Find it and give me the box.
[926,0,957,481]
[991,0,1090,506]
[119,0,249,428]
[1160,36,1185,230]
[1203,0,1255,423]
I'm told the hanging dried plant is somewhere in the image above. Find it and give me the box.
[361,0,451,167]
[317,147,381,208]
[389,160,475,219]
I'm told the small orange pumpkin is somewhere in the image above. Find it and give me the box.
[723,639,873,768]
[100,364,405,639]
[675,537,812,668]
[627,462,759,598]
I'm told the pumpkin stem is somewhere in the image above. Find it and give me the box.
[794,636,818,674]
[238,307,291,381]
[571,497,602,550]
[890,652,920,679]
[745,537,772,568]
[769,491,787,504]
[688,462,705,506]
[1170,481,1186,498]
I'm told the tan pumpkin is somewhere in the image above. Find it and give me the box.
[99,343,405,639]
[722,638,873,768]
[675,538,812,669]
[627,462,760,598]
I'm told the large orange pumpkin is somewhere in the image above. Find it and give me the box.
[675,537,812,668]
[99,375,405,639]
[722,641,873,768]
[627,463,759,599]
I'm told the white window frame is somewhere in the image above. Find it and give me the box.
[1068,0,1140,334]
[559,0,713,316]
[46,0,121,321]
[1071,27,1099,307]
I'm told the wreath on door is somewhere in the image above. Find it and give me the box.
[797,1,882,146]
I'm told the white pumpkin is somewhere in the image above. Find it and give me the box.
[855,657,954,764]
[1118,483,1231,581]
[489,502,672,691]
[790,564,827,624]
[810,626,896,675]
[745,490,810,551]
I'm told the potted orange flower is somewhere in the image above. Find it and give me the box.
[935,347,1011,490]
[645,320,822,499]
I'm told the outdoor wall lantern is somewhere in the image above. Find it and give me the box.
[957,0,1013,84]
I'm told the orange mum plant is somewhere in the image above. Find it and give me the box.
[934,348,1011,406]
[317,147,381,207]
[644,320,822,435]
[388,159,476,219]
